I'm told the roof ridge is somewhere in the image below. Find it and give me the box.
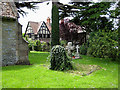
[29,21,43,23]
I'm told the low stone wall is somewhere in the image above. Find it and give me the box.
[2,18,30,66]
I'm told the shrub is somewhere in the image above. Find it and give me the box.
[87,30,118,60]
[60,40,67,47]
[36,40,41,51]
[80,43,88,55]
[28,39,36,51]
[28,44,32,51]
[25,38,50,51]
[41,41,47,51]
[46,42,51,52]
[50,45,73,71]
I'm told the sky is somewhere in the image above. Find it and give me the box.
[18,1,52,33]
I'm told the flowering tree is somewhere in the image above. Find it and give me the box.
[59,19,83,42]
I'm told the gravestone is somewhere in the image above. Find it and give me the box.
[74,45,80,59]
[1,2,30,66]
[66,42,74,56]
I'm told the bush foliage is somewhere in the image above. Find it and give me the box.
[80,43,88,55]
[60,40,67,47]
[23,35,50,52]
[50,45,73,71]
[79,29,118,60]
[86,29,118,60]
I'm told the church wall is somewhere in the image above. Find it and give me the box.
[2,18,30,66]
[16,23,30,65]
[2,19,18,66]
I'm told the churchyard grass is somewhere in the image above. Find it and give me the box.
[2,51,118,88]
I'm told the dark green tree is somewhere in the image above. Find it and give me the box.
[110,1,120,19]
[51,2,60,47]
[71,2,113,33]
[58,2,114,33]
[15,1,50,16]
[109,1,120,61]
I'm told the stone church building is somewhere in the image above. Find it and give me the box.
[1,2,30,66]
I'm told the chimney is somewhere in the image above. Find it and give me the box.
[60,19,64,24]
[47,17,50,24]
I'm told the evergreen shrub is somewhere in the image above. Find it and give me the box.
[50,45,73,71]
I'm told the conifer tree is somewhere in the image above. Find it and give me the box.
[51,2,60,47]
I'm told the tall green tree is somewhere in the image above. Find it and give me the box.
[109,1,120,61]
[59,2,114,33]
[51,2,60,47]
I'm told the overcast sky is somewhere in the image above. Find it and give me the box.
[18,1,52,33]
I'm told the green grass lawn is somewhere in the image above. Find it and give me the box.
[2,51,118,88]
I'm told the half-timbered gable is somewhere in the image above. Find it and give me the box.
[25,17,51,42]
[26,22,34,34]
[25,21,34,39]
[38,21,51,39]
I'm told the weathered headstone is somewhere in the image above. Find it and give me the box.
[74,45,80,59]
[66,42,74,56]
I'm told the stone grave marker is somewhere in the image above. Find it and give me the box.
[74,45,80,59]
[66,42,74,56]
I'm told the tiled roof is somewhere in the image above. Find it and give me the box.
[0,2,18,19]
[29,21,42,34]
[65,22,86,33]
[28,21,51,34]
